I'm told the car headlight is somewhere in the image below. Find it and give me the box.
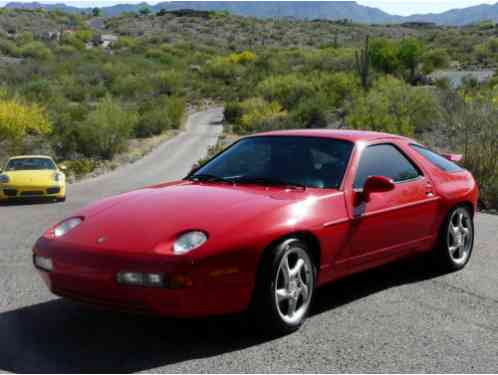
[53,172,64,182]
[46,217,83,239]
[0,175,9,184]
[173,231,208,254]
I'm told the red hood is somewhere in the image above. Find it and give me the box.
[60,181,318,254]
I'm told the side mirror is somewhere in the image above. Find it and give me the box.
[361,175,395,202]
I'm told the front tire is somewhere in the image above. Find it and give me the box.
[434,206,474,272]
[251,238,316,335]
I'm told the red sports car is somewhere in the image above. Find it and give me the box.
[33,130,478,334]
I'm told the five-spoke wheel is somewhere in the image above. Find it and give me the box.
[251,238,316,335]
[434,205,474,271]
[274,247,314,325]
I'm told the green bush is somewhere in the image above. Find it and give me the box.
[77,96,138,159]
[289,94,329,128]
[135,96,185,137]
[20,41,53,60]
[346,76,439,136]
[231,97,288,133]
[257,74,315,109]
[369,38,400,75]
[63,159,98,177]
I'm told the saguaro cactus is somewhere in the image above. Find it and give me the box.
[355,36,370,90]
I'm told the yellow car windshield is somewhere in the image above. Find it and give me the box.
[6,158,56,171]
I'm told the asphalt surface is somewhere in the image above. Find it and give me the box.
[0,107,497,372]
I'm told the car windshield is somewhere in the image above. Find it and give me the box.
[191,136,354,189]
[5,158,56,171]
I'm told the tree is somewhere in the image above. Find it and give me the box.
[0,98,52,143]
[369,38,400,75]
[92,7,102,17]
[139,7,152,16]
[399,37,425,83]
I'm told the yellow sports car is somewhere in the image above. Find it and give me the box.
[0,155,66,202]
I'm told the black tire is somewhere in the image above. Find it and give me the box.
[56,196,66,203]
[433,205,474,272]
[250,238,316,335]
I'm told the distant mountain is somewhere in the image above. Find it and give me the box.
[3,1,498,25]
[405,3,498,26]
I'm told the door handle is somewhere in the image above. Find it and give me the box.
[425,182,434,197]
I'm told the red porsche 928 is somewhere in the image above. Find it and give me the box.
[33,130,478,334]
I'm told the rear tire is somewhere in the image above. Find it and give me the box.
[250,238,316,335]
[433,206,474,272]
[56,196,66,203]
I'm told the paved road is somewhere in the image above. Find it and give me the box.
[0,108,497,372]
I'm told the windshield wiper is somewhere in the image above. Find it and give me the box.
[228,176,306,190]
[186,174,234,184]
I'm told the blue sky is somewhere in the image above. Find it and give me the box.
[0,0,496,16]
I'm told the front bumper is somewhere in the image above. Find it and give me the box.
[0,183,65,200]
[33,239,253,318]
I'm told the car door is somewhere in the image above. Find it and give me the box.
[347,142,440,265]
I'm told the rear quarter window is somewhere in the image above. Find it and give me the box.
[410,144,463,173]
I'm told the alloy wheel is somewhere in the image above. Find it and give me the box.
[447,208,473,266]
[274,247,314,325]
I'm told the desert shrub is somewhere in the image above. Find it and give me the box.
[63,159,98,178]
[369,38,400,75]
[228,50,257,64]
[204,56,244,80]
[154,70,185,96]
[110,74,153,99]
[289,94,329,128]
[15,31,34,45]
[315,72,360,107]
[61,34,86,50]
[231,97,288,133]
[0,98,52,143]
[21,79,54,102]
[20,41,53,60]
[135,96,185,137]
[0,39,20,57]
[437,91,498,209]
[422,48,450,74]
[224,101,244,124]
[77,96,138,159]
[257,74,315,109]
[346,76,439,136]
[112,36,139,50]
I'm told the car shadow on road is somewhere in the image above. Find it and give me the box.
[0,198,61,207]
[0,255,445,373]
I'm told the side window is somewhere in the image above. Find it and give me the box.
[354,144,421,189]
[410,144,463,172]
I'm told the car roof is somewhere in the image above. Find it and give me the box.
[8,155,54,160]
[252,129,413,143]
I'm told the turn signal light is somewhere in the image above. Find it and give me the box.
[116,272,192,288]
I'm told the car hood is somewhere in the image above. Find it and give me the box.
[3,170,57,186]
[62,181,320,254]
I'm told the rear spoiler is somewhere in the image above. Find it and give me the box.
[441,153,463,163]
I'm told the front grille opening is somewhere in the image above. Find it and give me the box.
[47,187,61,195]
[3,189,17,197]
[20,191,44,197]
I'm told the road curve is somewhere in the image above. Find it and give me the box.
[0,107,497,372]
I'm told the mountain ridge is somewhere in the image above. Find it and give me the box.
[3,1,498,25]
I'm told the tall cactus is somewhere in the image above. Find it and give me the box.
[355,36,370,90]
